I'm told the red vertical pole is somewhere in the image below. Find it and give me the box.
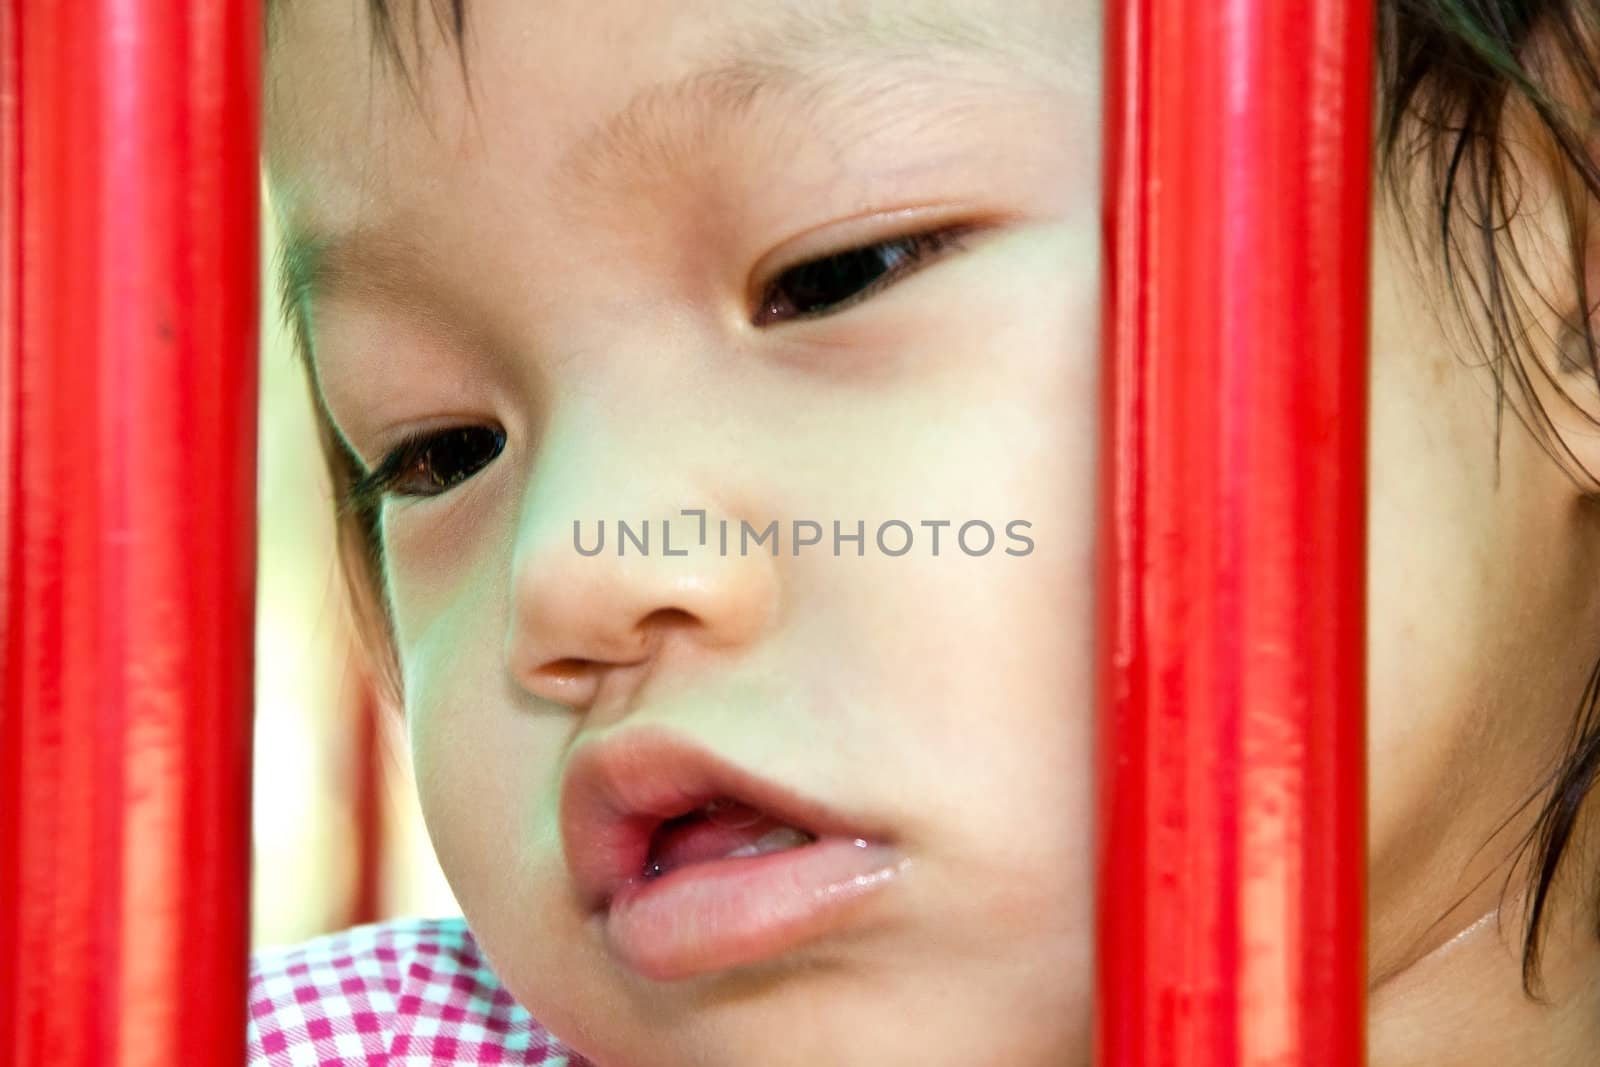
[0,1,260,1065]
[1096,2,1372,1065]
[347,674,387,928]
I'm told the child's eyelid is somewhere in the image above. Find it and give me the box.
[752,228,975,328]
[358,412,499,467]
[344,419,505,508]
[746,204,997,304]
[345,431,423,509]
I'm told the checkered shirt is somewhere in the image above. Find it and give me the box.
[247,916,595,1066]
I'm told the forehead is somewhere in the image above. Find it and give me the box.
[264,0,1096,235]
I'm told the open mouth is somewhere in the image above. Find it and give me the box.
[560,728,884,909]
[559,728,907,980]
[643,799,818,880]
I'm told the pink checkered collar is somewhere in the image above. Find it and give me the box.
[248,916,595,1065]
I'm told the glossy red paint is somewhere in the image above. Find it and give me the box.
[0,2,260,1064]
[347,674,386,928]
[1097,3,1372,1064]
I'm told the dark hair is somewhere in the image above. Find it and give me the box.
[1378,1,1600,996]
[275,0,1600,997]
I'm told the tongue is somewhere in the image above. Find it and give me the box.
[646,802,810,878]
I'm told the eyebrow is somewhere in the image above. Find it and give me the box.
[273,222,421,367]
[275,222,428,342]
[275,6,1072,346]
[562,9,1064,189]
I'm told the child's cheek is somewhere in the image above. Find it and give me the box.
[380,460,524,648]
[400,597,572,898]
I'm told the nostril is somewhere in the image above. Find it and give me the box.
[522,658,604,708]
[535,658,598,685]
[640,606,697,632]
[513,608,718,708]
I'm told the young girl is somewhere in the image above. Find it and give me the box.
[250,1,1600,1064]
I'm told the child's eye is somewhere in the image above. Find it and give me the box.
[350,425,507,504]
[752,227,973,327]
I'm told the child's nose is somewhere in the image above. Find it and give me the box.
[504,505,780,714]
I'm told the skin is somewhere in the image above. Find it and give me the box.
[265,2,1600,1064]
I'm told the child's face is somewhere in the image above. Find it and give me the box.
[267,2,1600,1064]
[271,3,1100,1061]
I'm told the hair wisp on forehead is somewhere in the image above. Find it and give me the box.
[267,0,470,102]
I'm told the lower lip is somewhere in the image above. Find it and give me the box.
[602,837,905,981]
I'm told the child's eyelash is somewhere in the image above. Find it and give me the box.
[346,425,507,510]
[752,226,976,327]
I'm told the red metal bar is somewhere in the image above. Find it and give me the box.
[0,2,260,1065]
[347,673,387,928]
[1096,2,1372,1065]
[0,0,20,1050]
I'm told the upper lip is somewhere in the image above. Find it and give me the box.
[559,726,882,911]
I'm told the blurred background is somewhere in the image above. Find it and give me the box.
[251,209,461,950]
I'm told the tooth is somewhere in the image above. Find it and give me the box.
[723,826,814,860]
